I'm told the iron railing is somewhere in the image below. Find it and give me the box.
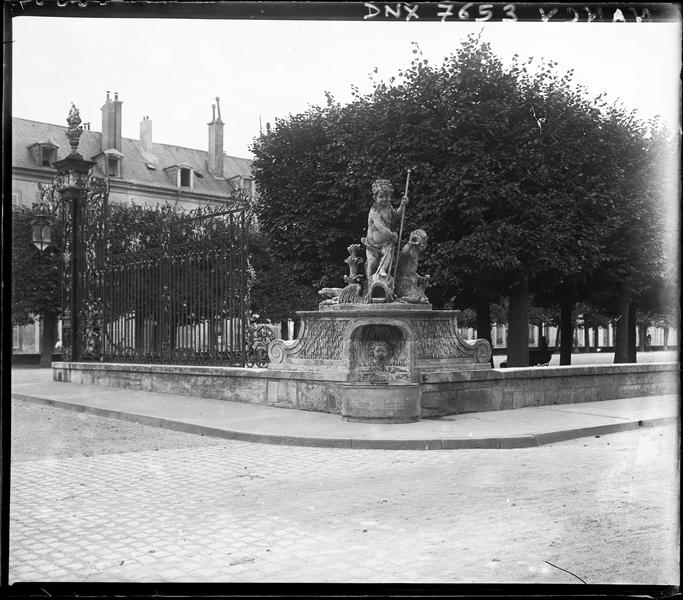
[59,181,269,366]
[99,208,258,366]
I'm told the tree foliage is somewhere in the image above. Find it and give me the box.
[12,201,64,365]
[11,205,63,326]
[251,34,675,361]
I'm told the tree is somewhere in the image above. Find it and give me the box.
[12,203,63,366]
[252,35,665,367]
[583,119,674,363]
[248,229,318,325]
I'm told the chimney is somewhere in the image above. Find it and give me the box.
[208,96,224,178]
[101,90,123,152]
[140,116,153,156]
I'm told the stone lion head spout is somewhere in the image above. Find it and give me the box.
[371,341,389,366]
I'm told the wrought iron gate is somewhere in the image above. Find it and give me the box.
[59,173,109,363]
[60,181,270,367]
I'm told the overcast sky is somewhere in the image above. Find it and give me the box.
[12,15,681,159]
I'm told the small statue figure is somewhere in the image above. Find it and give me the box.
[361,179,408,302]
[344,243,364,285]
[395,229,430,304]
[318,174,430,308]
[318,287,343,305]
[65,103,84,154]
[318,244,365,306]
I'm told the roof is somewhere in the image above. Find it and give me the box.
[12,117,253,197]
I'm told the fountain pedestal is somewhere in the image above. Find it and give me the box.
[267,304,492,422]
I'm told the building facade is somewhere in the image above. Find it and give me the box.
[12,93,255,357]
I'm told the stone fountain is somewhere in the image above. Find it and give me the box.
[268,178,492,423]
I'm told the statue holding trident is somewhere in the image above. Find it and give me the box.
[361,173,410,302]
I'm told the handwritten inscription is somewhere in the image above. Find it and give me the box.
[436,3,515,22]
[364,2,420,20]
[363,3,653,22]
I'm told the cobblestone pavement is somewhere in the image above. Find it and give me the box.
[10,400,680,584]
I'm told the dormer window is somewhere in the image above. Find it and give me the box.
[29,141,59,168]
[179,167,192,188]
[240,177,254,196]
[95,148,124,179]
[163,164,195,189]
[107,156,121,177]
[41,146,57,167]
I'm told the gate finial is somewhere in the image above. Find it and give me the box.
[66,103,84,155]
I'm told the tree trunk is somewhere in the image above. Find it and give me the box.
[475,292,494,368]
[638,322,647,353]
[280,319,289,340]
[39,311,58,367]
[559,299,573,365]
[507,276,529,367]
[663,326,669,350]
[614,285,630,363]
[628,304,637,362]
[583,324,590,353]
[293,317,302,339]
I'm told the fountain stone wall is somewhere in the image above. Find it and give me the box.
[267,304,492,423]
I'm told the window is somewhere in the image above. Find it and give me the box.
[164,164,194,188]
[495,325,505,346]
[41,147,56,167]
[179,168,192,188]
[107,156,120,177]
[11,193,19,207]
[29,142,59,167]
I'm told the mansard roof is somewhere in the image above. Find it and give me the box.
[12,117,253,198]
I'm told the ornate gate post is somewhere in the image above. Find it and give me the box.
[54,104,95,362]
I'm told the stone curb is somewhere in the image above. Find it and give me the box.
[11,392,678,451]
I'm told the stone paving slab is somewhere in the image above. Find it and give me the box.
[10,370,679,449]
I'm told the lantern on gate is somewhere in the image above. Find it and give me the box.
[31,200,53,252]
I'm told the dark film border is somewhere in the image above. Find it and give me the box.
[2,1,680,599]
[7,1,683,23]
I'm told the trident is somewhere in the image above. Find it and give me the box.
[392,169,411,286]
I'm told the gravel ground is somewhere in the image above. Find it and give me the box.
[11,397,227,462]
[9,395,680,583]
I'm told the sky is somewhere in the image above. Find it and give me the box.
[11,14,681,159]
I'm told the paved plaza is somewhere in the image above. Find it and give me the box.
[9,396,680,584]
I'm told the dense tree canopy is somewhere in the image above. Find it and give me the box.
[12,203,64,365]
[251,35,675,364]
